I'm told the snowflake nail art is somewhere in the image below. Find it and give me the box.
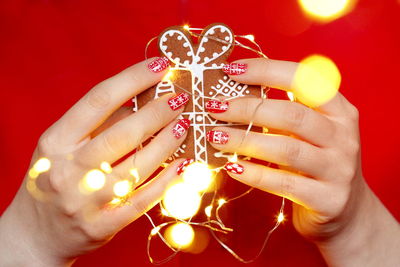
[205,100,229,113]
[222,63,247,75]
[176,158,195,175]
[173,118,191,139]
[206,130,229,144]
[168,93,190,110]
[224,162,244,174]
[148,57,170,73]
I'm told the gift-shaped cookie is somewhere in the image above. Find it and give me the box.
[134,23,264,167]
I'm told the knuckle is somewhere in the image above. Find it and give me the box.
[241,98,257,122]
[86,87,111,110]
[347,103,359,121]
[283,102,306,130]
[80,224,106,242]
[347,139,360,156]
[280,172,296,199]
[38,131,56,155]
[59,202,80,218]
[101,130,120,156]
[283,140,302,166]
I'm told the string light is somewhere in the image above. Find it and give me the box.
[100,161,112,174]
[165,222,195,249]
[129,168,140,183]
[182,162,214,192]
[162,183,202,219]
[80,169,106,192]
[277,212,285,223]
[143,24,287,264]
[113,180,132,197]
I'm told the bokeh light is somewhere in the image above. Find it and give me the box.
[298,0,356,22]
[81,169,106,192]
[163,183,201,220]
[113,180,132,197]
[165,222,195,249]
[100,161,112,174]
[182,162,214,192]
[292,54,341,108]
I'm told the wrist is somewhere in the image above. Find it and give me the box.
[0,187,73,267]
[315,178,400,266]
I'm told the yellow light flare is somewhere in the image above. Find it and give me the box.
[28,168,39,179]
[182,162,214,192]
[298,0,356,22]
[109,197,122,205]
[129,168,140,183]
[218,198,226,207]
[81,169,106,192]
[277,212,285,223]
[113,180,132,197]
[163,183,201,220]
[162,70,174,82]
[245,34,255,42]
[287,91,295,102]
[151,226,161,236]
[183,24,190,31]
[228,153,238,163]
[165,222,195,249]
[33,157,51,173]
[292,54,341,108]
[100,161,112,174]
[204,205,213,217]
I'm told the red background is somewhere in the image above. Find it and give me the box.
[0,0,399,266]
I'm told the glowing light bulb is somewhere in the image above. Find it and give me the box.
[33,157,51,173]
[204,205,212,217]
[298,0,355,22]
[81,169,106,192]
[183,24,190,31]
[100,161,112,174]
[151,226,161,236]
[129,168,140,183]
[109,198,122,205]
[228,153,238,163]
[165,222,195,248]
[113,180,132,197]
[163,183,201,220]
[292,54,341,108]
[277,212,285,223]
[287,91,295,102]
[182,162,214,192]
[163,70,174,82]
[245,34,255,42]
[218,198,226,206]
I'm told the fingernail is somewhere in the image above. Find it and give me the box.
[224,162,244,174]
[173,119,191,139]
[206,130,229,145]
[177,159,195,175]
[148,57,170,73]
[222,63,247,75]
[168,93,190,111]
[205,100,229,113]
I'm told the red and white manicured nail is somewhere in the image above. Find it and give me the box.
[148,57,170,73]
[177,159,195,175]
[172,118,191,139]
[222,63,247,75]
[168,93,190,111]
[206,130,229,145]
[205,100,229,113]
[224,162,244,174]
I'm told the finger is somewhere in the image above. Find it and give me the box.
[98,159,184,229]
[207,98,335,147]
[112,119,189,186]
[90,106,133,138]
[224,160,323,210]
[47,57,170,147]
[224,58,349,117]
[207,127,329,178]
[76,93,188,166]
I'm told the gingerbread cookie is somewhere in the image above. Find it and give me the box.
[134,23,264,167]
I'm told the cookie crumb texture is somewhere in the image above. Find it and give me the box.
[135,23,263,167]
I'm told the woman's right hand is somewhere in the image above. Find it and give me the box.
[0,57,190,266]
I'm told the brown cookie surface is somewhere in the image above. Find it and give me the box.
[135,23,263,167]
